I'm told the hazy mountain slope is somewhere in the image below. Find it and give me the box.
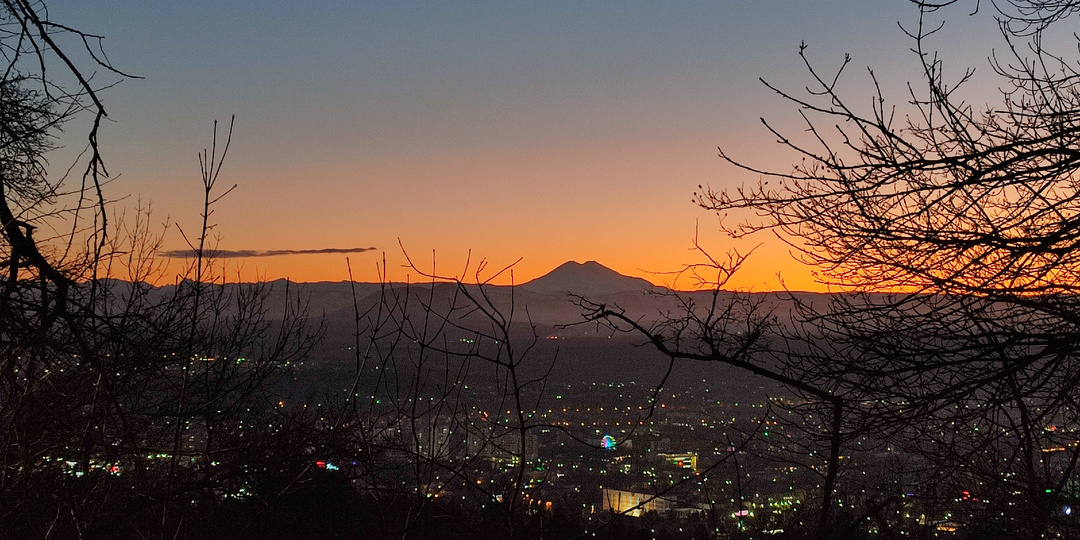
[520,260,661,296]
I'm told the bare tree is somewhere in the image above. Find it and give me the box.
[654,0,1080,537]
[321,252,565,539]
[577,243,853,539]
[0,9,328,531]
[0,109,324,538]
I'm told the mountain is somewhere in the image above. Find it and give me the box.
[519,260,661,297]
[86,267,830,388]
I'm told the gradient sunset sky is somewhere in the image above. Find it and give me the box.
[47,1,1007,290]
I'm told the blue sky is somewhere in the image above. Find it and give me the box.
[44,1,1011,288]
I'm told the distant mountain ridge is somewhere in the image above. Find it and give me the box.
[520,260,660,296]
[92,264,839,388]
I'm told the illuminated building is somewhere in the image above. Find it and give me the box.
[657,451,698,472]
[601,488,676,517]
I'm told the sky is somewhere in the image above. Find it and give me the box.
[43,1,1009,290]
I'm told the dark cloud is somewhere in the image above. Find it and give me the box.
[160,247,378,259]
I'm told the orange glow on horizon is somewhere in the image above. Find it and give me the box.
[125,129,828,292]
[132,237,824,293]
